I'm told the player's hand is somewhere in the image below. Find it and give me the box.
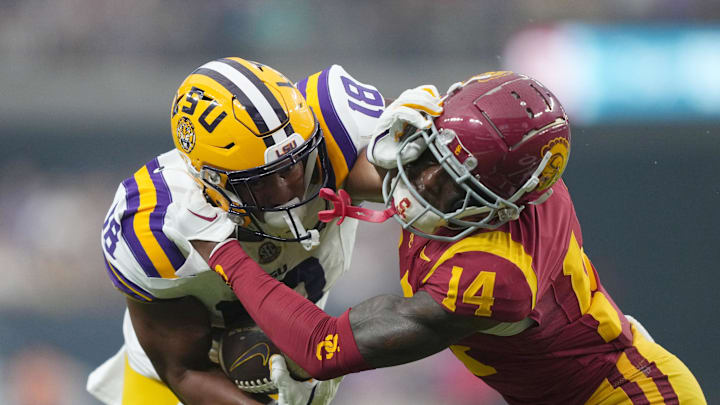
[164,186,236,274]
[366,85,443,169]
[270,355,343,405]
[165,185,236,242]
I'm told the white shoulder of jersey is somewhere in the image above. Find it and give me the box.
[100,150,206,302]
[324,64,385,150]
[296,65,384,177]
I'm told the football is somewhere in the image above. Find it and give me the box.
[219,324,312,393]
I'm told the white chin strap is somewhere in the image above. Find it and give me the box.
[282,210,320,251]
[264,198,320,251]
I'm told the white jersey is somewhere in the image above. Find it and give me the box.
[91,65,384,394]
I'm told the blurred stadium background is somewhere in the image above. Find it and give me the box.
[1,1,718,404]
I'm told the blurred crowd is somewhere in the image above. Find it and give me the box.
[2,0,716,61]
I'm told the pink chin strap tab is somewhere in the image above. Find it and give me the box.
[318,188,396,225]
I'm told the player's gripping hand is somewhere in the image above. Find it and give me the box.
[366,85,443,169]
[164,185,236,274]
[270,355,343,405]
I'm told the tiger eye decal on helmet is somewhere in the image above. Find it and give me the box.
[176,117,196,153]
[537,137,569,191]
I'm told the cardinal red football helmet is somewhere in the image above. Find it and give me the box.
[382,71,571,241]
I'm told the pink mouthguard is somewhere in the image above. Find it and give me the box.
[318,188,396,225]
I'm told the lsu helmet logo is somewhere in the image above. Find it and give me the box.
[316,334,340,361]
[176,116,196,153]
[537,137,569,191]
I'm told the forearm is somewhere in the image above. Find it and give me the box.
[210,241,371,380]
[166,367,266,405]
[126,297,265,405]
[344,147,385,203]
[207,242,479,378]
[347,294,453,368]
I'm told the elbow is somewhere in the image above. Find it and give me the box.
[158,364,187,391]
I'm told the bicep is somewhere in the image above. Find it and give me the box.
[348,291,498,368]
[126,296,214,382]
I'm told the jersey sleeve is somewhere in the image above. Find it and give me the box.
[296,65,384,187]
[100,156,192,302]
[419,251,534,322]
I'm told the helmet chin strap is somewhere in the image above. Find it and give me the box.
[281,209,320,251]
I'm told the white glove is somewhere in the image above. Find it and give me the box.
[270,355,343,405]
[164,184,236,276]
[625,314,655,343]
[366,85,443,169]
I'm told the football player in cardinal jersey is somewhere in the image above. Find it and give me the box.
[191,71,706,404]
[87,57,386,405]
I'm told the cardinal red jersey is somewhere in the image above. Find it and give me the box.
[397,180,634,404]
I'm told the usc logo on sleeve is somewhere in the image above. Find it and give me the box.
[316,334,340,360]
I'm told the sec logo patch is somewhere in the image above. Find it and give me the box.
[257,242,281,264]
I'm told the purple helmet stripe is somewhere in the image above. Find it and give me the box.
[194,67,270,134]
[146,158,186,271]
[103,258,155,302]
[219,58,288,124]
[120,176,160,278]
[317,69,357,169]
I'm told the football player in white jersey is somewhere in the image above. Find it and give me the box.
[87,57,385,405]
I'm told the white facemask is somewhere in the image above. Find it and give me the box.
[391,180,446,234]
[262,197,321,250]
